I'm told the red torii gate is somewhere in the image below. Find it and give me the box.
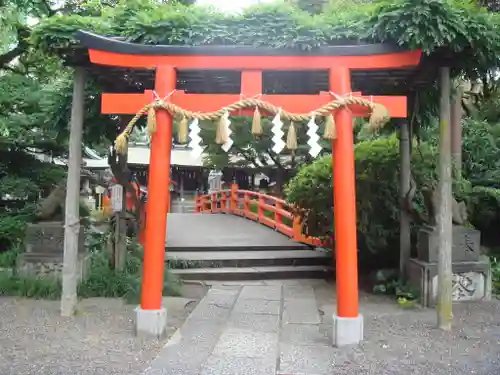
[76,30,421,346]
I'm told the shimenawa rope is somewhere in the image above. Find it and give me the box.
[114,96,390,154]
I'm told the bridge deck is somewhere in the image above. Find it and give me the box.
[166,213,309,250]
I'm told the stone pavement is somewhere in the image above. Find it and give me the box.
[144,280,500,375]
[144,281,326,375]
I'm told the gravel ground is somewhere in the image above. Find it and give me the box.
[0,284,206,375]
[314,282,500,375]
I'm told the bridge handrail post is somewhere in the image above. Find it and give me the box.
[195,195,201,213]
[292,215,303,242]
[243,191,250,214]
[211,192,217,213]
[258,195,265,223]
[230,184,239,213]
[275,200,282,226]
[221,191,227,212]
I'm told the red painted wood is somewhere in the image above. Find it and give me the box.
[88,49,422,69]
[241,71,263,97]
[101,91,407,118]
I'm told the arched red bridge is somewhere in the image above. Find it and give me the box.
[194,184,324,248]
[161,184,331,280]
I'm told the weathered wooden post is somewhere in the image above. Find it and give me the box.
[399,119,411,279]
[437,66,453,330]
[61,67,86,317]
[451,82,463,177]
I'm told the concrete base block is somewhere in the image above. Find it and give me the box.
[332,314,363,347]
[134,307,167,339]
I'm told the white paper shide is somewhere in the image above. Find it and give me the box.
[221,111,233,153]
[188,118,204,158]
[271,111,285,154]
[306,115,322,158]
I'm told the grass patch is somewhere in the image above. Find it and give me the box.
[491,256,500,296]
[0,232,183,303]
[0,271,61,299]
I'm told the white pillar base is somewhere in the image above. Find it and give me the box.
[134,307,167,339]
[332,314,363,347]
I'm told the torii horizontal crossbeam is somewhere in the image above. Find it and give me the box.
[76,30,422,70]
[102,91,407,117]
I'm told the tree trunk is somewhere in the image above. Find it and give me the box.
[61,67,85,317]
[437,66,453,330]
[399,119,411,280]
[451,82,463,178]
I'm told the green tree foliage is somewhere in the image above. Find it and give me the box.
[287,0,329,14]
[27,0,500,170]
[287,115,500,268]
[420,116,500,246]
[0,0,121,253]
[32,0,500,67]
[199,116,332,176]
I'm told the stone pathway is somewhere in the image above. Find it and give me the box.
[144,280,500,375]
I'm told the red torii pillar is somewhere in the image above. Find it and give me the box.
[75,29,420,345]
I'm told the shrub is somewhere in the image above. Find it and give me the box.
[491,257,500,295]
[0,203,36,252]
[79,236,182,303]
[461,118,500,187]
[286,135,438,269]
[466,186,500,247]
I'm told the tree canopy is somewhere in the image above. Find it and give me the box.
[2,0,500,178]
[30,0,500,78]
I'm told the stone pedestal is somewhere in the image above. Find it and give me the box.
[332,314,364,347]
[134,307,168,339]
[407,257,491,307]
[17,222,89,282]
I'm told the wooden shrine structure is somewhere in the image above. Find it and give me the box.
[73,30,423,345]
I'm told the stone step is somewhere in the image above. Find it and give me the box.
[168,250,330,268]
[166,245,311,252]
[170,265,332,281]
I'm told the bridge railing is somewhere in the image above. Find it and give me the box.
[195,184,323,247]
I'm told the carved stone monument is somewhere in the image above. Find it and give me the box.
[16,172,95,281]
[417,224,481,263]
[408,224,491,307]
[17,222,90,281]
[406,192,491,307]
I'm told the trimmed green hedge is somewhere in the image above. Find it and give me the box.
[286,135,438,268]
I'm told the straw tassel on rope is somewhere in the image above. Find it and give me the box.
[215,113,228,144]
[286,121,298,152]
[114,110,144,154]
[368,103,390,130]
[323,113,337,140]
[147,105,157,137]
[114,134,129,155]
[251,107,263,136]
[177,116,189,144]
